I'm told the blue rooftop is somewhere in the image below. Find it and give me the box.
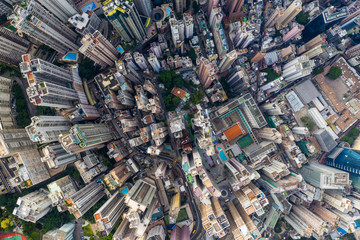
[327,148,360,175]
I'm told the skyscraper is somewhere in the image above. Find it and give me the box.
[79,31,119,69]
[59,123,113,154]
[276,0,302,29]
[218,50,237,72]
[43,222,76,240]
[184,13,194,39]
[256,128,282,144]
[133,0,153,17]
[20,54,80,108]
[174,0,186,13]
[10,0,78,54]
[198,57,216,88]
[148,53,161,73]
[41,143,78,168]
[327,148,360,175]
[225,0,245,19]
[94,192,126,236]
[298,163,349,189]
[265,6,283,28]
[0,27,30,66]
[0,129,35,157]
[67,181,105,219]
[281,56,315,82]
[25,116,71,144]
[37,0,79,23]
[13,189,52,223]
[0,0,13,15]
[69,11,101,36]
[103,0,146,42]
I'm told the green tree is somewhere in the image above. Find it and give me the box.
[40,207,73,232]
[174,76,184,88]
[312,66,324,75]
[193,1,200,13]
[295,11,310,25]
[0,14,7,25]
[301,116,316,132]
[188,48,197,64]
[37,106,55,116]
[261,68,280,82]
[79,58,96,80]
[327,67,342,80]
[172,96,181,106]
[1,218,13,230]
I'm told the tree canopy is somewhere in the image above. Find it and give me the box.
[300,116,316,132]
[327,67,342,80]
[79,58,96,80]
[295,11,310,25]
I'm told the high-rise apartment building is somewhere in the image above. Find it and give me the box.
[276,0,302,29]
[198,57,216,88]
[47,176,78,208]
[256,128,282,144]
[170,17,185,47]
[67,181,105,219]
[0,0,12,15]
[59,123,113,154]
[209,7,223,29]
[10,0,78,54]
[103,0,146,42]
[0,27,30,66]
[0,76,15,129]
[43,222,76,240]
[148,53,161,73]
[94,192,126,236]
[133,0,152,17]
[79,31,118,69]
[69,11,101,36]
[345,43,360,58]
[125,178,157,212]
[218,50,237,73]
[200,198,229,238]
[184,13,194,39]
[133,52,148,71]
[265,7,283,28]
[25,116,70,144]
[37,0,79,23]
[146,225,166,240]
[281,55,315,81]
[283,24,304,42]
[225,0,244,19]
[174,0,186,13]
[0,129,35,157]
[213,23,228,59]
[41,143,78,169]
[298,163,349,189]
[13,189,52,223]
[227,200,253,240]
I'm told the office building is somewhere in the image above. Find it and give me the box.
[225,66,250,94]
[25,116,70,144]
[256,128,282,144]
[303,7,347,42]
[43,222,76,240]
[133,0,152,17]
[0,27,30,66]
[103,0,146,42]
[276,0,302,29]
[10,0,78,54]
[59,123,113,154]
[314,128,337,152]
[281,56,315,82]
[94,192,126,236]
[174,0,186,13]
[69,11,101,36]
[13,189,52,223]
[41,143,78,169]
[218,50,237,73]
[67,181,105,219]
[79,31,118,69]
[327,148,360,176]
[148,53,161,73]
[298,163,349,189]
[37,0,79,23]
[47,176,77,208]
[225,0,244,19]
[0,129,35,157]
[184,13,194,39]
[198,57,216,88]
[146,225,166,240]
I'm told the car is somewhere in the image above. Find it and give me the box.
[192,230,196,234]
